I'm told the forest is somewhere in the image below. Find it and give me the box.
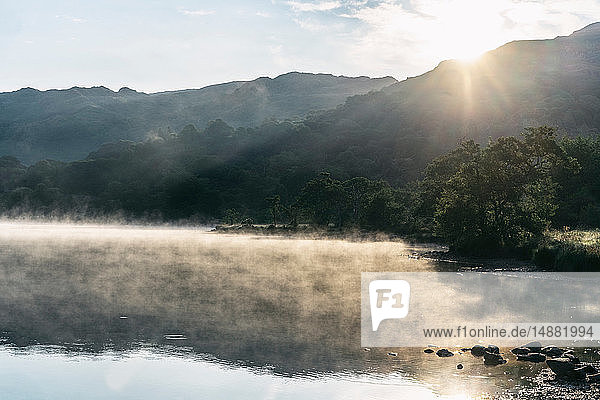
[0,120,599,268]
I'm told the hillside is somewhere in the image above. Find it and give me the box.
[326,22,600,155]
[1,23,599,226]
[0,73,396,163]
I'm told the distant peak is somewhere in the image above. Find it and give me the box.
[276,71,320,78]
[118,87,140,94]
[69,85,113,93]
[272,71,397,82]
[16,87,40,93]
[570,21,600,37]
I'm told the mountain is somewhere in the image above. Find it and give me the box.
[0,73,397,163]
[326,22,600,155]
[1,23,600,224]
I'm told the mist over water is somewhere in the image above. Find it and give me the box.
[0,221,557,399]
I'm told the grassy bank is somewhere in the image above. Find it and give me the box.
[533,230,600,271]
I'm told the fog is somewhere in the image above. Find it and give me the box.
[0,221,559,397]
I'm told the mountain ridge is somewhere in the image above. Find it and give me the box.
[2,22,600,165]
[0,72,397,163]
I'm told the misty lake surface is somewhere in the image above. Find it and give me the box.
[0,221,554,399]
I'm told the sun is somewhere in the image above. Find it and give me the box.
[429,0,506,62]
[451,44,487,62]
[451,39,490,62]
[441,23,501,62]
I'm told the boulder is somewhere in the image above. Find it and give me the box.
[471,345,486,357]
[546,358,586,380]
[486,345,500,354]
[517,353,546,363]
[563,352,580,364]
[541,346,564,358]
[511,347,531,356]
[484,351,506,365]
[423,348,434,354]
[436,349,454,357]
[580,364,598,375]
[588,373,600,383]
[524,341,542,353]
[574,366,590,379]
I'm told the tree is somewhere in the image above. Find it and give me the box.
[297,172,348,226]
[431,127,575,251]
[265,195,283,226]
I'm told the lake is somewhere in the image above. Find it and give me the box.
[0,221,590,399]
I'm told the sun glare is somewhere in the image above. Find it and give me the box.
[428,0,507,62]
[453,46,485,62]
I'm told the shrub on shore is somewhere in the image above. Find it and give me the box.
[533,230,600,271]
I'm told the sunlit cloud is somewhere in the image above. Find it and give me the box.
[287,1,342,12]
[2,0,599,92]
[338,0,600,78]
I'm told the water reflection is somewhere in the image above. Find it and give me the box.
[0,222,567,398]
[0,346,453,400]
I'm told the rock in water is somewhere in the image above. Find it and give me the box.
[457,364,463,370]
[541,346,564,358]
[573,366,590,379]
[484,351,506,365]
[517,353,546,363]
[563,351,580,364]
[487,345,500,354]
[387,352,397,357]
[436,349,454,357]
[524,341,542,353]
[546,358,586,380]
[471,345,486,357]
[580,364,598,375]
[424,348,434,354]
[588,373,600,383]
[511,347,530,356]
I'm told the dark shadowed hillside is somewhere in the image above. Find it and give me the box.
[326,22,600,156]
[0,73,396,163]
[1,23,600,230]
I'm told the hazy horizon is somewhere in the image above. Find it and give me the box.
[2,0,599,93]
[1,70,398,95]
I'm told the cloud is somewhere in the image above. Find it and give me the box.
[286,1,342,12]
[255,11,272,18]
[179,9,215,17]
[338,0,600,78]
[293,17,330,32]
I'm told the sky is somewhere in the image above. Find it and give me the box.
[1,0,599,93]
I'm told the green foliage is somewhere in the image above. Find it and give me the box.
[222,209,242,225]
[533,230,600,271]
[294,173,409,231]
[555,135,600,228]
[298,173,347,226]
[1,123,599,262]
[427,127,575,251]
[265,195,284,226]
[0,74,396,163]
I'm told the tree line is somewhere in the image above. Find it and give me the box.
[0,123,599,253]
